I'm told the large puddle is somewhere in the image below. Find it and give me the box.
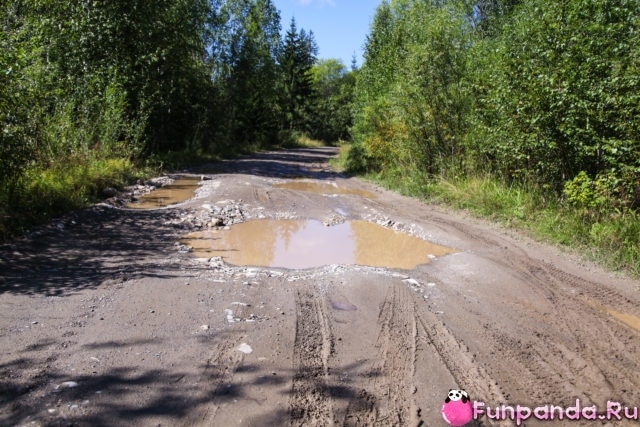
[126,177,201,209]
[274,181,376,199]
[183,219,455,269]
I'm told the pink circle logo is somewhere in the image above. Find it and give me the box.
[441,389,473,426]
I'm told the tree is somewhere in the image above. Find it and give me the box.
[1,1,36,189]
[308,59,355,143]
[278,18,318,132]
[349,0,471,176]
[470,0,640,199]
[349,0,640,212]
[348,0,402,172]
[208,0,282,149]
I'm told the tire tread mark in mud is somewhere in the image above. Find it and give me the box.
[180,335,245,426]
[289,290,334,426]
[541,261,640,315]
[534,261,640,404]
[471,245,640,407]
[414,303,507,410]
[343,389,378,427]
[360,282,418,426]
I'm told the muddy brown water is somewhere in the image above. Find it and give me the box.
[126,177,201,209]
[606,307,640,332]
[183,219,455,269]
[3,147,640,427]
[274,181,377,199]
[586,299,640,332]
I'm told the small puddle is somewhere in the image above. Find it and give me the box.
[606,307,640,332]
[274,181,376,199]
[183,219,455,269]
[331,301,358,311]
[586,299,640,333]
[126,177,201,209]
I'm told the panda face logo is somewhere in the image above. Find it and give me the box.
[445,389,469,404]
[442,388,473,426]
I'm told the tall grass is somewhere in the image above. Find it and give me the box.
[337,145,640,277]
[0,156,146,240]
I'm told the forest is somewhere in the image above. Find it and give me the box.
[348,0,639,272]
[1,0,639,272]
[0,0,355,237]
[351,0,639,206]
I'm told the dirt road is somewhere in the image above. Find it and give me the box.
[1,147,639,426]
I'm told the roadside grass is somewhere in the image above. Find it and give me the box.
[278,132,327,149]
[0,133,327,242]
[328,142,350,172]
[0,156,150,240]
[335,144,640,277]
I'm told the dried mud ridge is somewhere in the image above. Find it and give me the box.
[1,147,640,427]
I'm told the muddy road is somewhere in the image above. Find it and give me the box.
[1,147,640,426]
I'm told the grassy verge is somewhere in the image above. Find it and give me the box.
[0,156,153,240]
[335,145,640,277]
[328,142,350,172]
[0,134,328,242]
[278,132,328,149]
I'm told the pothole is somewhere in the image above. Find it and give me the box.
[182,219,455,270]
[273,181,376,199]
[126,177,201,209]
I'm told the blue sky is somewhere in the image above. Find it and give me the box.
[273,0,381,67]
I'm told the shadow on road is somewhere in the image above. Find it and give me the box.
[0,205,187,296]
[196,146,343,180]
[0,339,394,426]
[0,147,342,296]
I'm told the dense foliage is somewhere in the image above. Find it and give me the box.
[349,0,640,213]
[4,0,637,271]
[0,0,355,237]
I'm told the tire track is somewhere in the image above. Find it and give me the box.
[415,305,507,409]
[343,389,378,427]
[430,215,640,409]
[181,334,245,426]
[358,282,418,426]
[470,250,640,407]
[289,289,335,426]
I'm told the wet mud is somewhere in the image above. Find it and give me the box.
[1,147,640,427]
[273,180,377,199]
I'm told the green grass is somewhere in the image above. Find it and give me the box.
[0,132,329,241]
[334,144,640,277]
[0,156,150,240]
[328,143,351,172]
[277,131,327,149]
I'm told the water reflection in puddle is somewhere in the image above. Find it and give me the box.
[126,177,201,209]
[183,219,455,269]
[274,181,376,199]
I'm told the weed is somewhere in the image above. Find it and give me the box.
[333,145,640,276]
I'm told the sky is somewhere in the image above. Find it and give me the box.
[273,0,381,67]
